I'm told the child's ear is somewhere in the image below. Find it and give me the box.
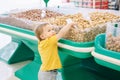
[40,34,44,39]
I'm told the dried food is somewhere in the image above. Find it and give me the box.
[41,13,106,42]
[10,9,63,21]
[89,12,120,26]
[106,33,120,52]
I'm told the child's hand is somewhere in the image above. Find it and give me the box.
[66,18,79,30]
[68,23,79,33]
[57,20,79,40]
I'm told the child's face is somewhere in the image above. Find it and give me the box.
[41,24,56,39]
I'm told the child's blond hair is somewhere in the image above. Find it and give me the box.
[34,22,49,41]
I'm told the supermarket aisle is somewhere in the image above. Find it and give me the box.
[0,0,40,14]
[0,0,62,14]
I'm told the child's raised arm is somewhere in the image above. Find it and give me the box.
[56,23,76,40]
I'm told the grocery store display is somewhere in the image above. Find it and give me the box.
[106,22,120,52]
[41,13,91,42]
[0,9,120,42]
[0,2,120,80]
[41,12,117,42]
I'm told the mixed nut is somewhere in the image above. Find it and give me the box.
[106,33,120,52]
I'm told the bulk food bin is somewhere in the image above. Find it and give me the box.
[92,33,120,71]
[91,33,120,80]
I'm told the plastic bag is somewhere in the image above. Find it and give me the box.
[106,22,120,52]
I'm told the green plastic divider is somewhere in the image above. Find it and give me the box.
[0,23,34,35]
[58,38,94,59]
[94,58,120,71]
[59,47,92,59]
[59,38,94,47]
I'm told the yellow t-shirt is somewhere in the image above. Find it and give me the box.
[38,35,62,71]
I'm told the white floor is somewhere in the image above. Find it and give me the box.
[0,60,31,80]
[0,33,31,80]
